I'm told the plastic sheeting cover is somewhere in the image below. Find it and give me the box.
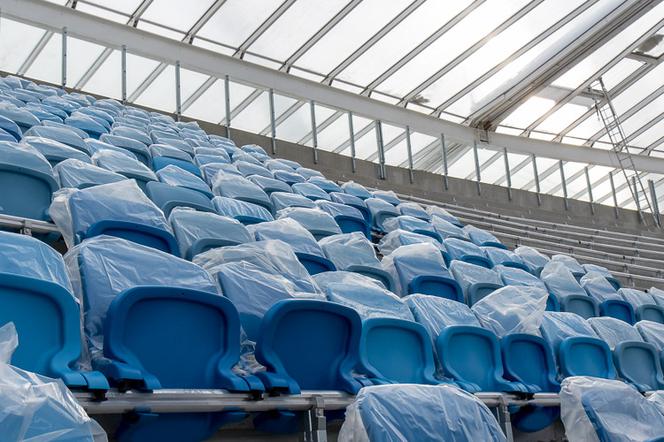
[495,265,548,290]
[426,206,461,226]
[382,215,436,235]
[472,285,548,337]
[372,190,400,205]
[378,229,443,256]
[212,196,274,223]
[406,294,480,341]
[0,140,54,176]
[382,243,450,296]
[249,218,324,257]
[0,323,107,442]
[314,271,412,321]
[551,254,585,275]
[54,158,127,189]
[560,376,664,442]
[341,181,372,199]
[92,149,157,181]
[319,232,382,271]
[338,384,506,442]
[450,260,502,298]
[619,288,656,307]
[277,207,342,236]
[431,216,468,240]
[587,317,642,349]
[636,320,664,352]
[540,312,597,351]
[514,246,550,273]
[463,225,501,246]
[540,261,587,298]
[156,164,212,197]
[580,273,621,302]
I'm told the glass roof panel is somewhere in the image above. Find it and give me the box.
[25,34,61,85]
[635,31,664,58]
[178,68,210,103]
[276,101,313,146]
[505,153,532,188]
[0,19,45,73]
[501,96,555,128]
[317,110,353,154]
[598,57,643,90]
[125,53,161,97]
[83,49,122,99]
[616,93,664,139]
[183,78,226,123]
[67,37,106,87]
[133,64,175,111]
[631,119,664,148]
[140,0,214,32]
[231,90,270,133]
[535,102,589,134]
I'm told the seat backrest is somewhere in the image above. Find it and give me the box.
[588,317,643,349]
[496,265,548,290]
[540,311,598,352]
[212,196,274,225]
[377,229,443,256]
[501,334,559,393]
[443,238,491,268]
[155,164,212,198]
[256,299,364,394]
[212,173,271,210]
[406,294,480,342]
[146,181,213,217]
[250,218,326,258]
[365,197,399,231]
[340,181,372,199]
[482,247,527,270]
[372,190,400,205]
[340,384,506,442]
[54,158,126,189]
[463,225,504,249]
[431,216,469,241]
[550,254,585,277]
[248,175,291,194]
[514,246,549,275]
[580,273,622,302]
[277,207,341,239]
[397,202,429,220]
[383,215,439,239]
[307,177,341,193]
[636,320,664,352]
[450,260,503,305]
[291,182,330,201]
[319,232,382,271]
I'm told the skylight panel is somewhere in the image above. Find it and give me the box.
[0,19,45,73]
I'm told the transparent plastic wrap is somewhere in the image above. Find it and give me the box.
[372,190,400,205]
[313,271,412,321]
[619,288,656,308]
[65,236,218,366]
[155,164,212,197]
[292,182,330,201]
[482,247,524,268]
[277,207,342,236]
[193,239,320,295]
[308,176,341,193]
[580,273,621,302]
[587,317,643,349]
[636,320,664,351]
[212,196,273,223]
[405,294,480,341]
[450,260,502,298]
[582,264,613,278]
[382,242,450,296]
[472,285,548,337]
[49,179,172,248]
[430,216,468,240]
[495,265,548,290]
[315,200,365,222]
[0,140,54,175]
[297,167,324,179]
[0,230,73,293]
[54,158,127,189]
[341,181,372,199]
[249,218,325,257]
[463,225,502,247]
[444,237,486,262]
[212,172,270,208]
[396,202,429,220]
[92,149,157,181]
[382,215,437,236]
[338,384,506,442]
[0,323,107,442]
[270,191,316,212]
[514,246,550,273]
[560,376,664,442]
[550,254,585,275]
[540,261,587,298]
[650,286,664,305]
[319,232,382,271]
[540,312,597,351]
[426,205,461,226]
[377,229,443,256]
[201,162,240,185]
[149,143,192,162]
[22,136,91,164]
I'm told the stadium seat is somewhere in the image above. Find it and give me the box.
[22,136,91,166]
[50,179,178,254]
[155,164,213,198]
[212,172,272,212]
[264,158,294,172]
[0,231,108,391]
[464,225,505,249]
[276,207,341,240]
[482,247,529,272]
[195,153,230,167]
[296,167,324,180]
[589,317,664,392]
[93,149,157,192]
[383,215,442,242]
[100,133,151,165]
[307,176,341,193]
[0,141,58,220]
[112,126,152,146]
[620,288,664,323]
[541,262,599,319]
[319,232,394,291]
[397,202,429,220]
[270,191,316,213]
[273,169,305,185]
[341,181,372,199]
[372,190,400,205]
[66,114,108,139]
[580,273,635,323]
[450,260,504,306]
[145,181,213,217]
[212,196,274,225]
[550,254,585,280]
[431,216,469,241]
[234,160,272,178]
[444,238,492,268]
[427,206,462,227]
[250,218,335,274]
[330,191,371,224]
[248,175,291,195]
[0,113,22,140]
[384,243,462,301]
[378,229,447,257]
[540,312,615,379]
[55,158,127,189]
[316,200,370,238]
[292,182,331,201]
[495,265,559,311]
[365,197,399,232]
[0,105,40,132]
[201,162,241,185]
[583,263,621,290]
[514,246,550,276]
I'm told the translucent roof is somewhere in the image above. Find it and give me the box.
[4,0,664,211]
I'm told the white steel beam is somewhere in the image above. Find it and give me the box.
[6,0,664,174]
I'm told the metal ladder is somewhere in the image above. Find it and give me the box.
[591,77,654,218]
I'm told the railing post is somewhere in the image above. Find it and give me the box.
[609,171,619,218]
[268,88,276,155]
[376,120,386,180]
[440,133,449,191]
[473,141,481,195]
[224,75,231,139]
[174,61,181,120]
[649,179,661,228]
[585,166,594,215]
[348,112,356,173]
[532,154,541,206]
[633,175,643,223]
[503,148,511,201]
[406,126,414,184]
[559,160,568,210]
[310,100,318,164]
[61,27,67,88]
[121,45,127,103]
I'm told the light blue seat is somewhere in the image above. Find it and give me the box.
[292,182,331,201]
[112,126,152,146]
[170,208,253,259]
[372,190,400,205]
[22,136,91,166]
[265,158,294,172]
[273,169,305,185]
[583,263,621,290]
[234,160,272,178]
[541,262,599,319]
[559,377,664,442]
[384,243,462,301]
[156,164,212,198]
[250,218,335,275]
[145,181,213,217]
[71,236,257,441]
[248,175,291,195]
[65,114,108,139]
[316,200,370,238]
[319,233,395,291]
[383,215,442,242]
[378,229,447,257]
[0,113,22,140]
[149,144,192,163]
[431,216,469,241]
[397,202,430,220]
[296,167,324,180]
[330,191,371,224]
[406,294,526,393]
[55,158,127,189]
[483,246,529,271]
[195,153,231,168]
[0,127,17,142]
[514,246,550,275]
[341,181,372,199]
[589,317,664,392]
[540,312,616,380]
[450,260,504,306]
[0,141,58,220]
[212,173,272,212]
[100,133,150,165]
[581,273,635,323]
[307,176,341,193]
[152,156,201,178]
[212,196,274,225]
[24,124,91,154]
[270,191,316,213]
[636,321,664,372]
[0,231,108,391]
[277,207,341,240]
[551,254,585,280]
[201,162,241,185]
[339,384,506,442]
[52,179,178,254]
[620,288,664,324]
[92,149,157,192]
[365,197,400,232]
[444,237,492,268]
[427,206,463,227]
[464,225,505,249]
[86,139,139,160]
[241,144,267,156]
[0,105,40,132]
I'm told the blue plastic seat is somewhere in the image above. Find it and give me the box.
[248,175,291,195]
[378,229,447,258]
[155,164,213,198]
[292,182,331,201]
[66,114,108,139]
[550,254,585,280]
[495,265,560,311]
[620,288,664,324]
[296,167,324,180]
[270,191,316,213]
[541,262,599,319]
[316,200,370,238]
[212,196,274,225]
[201,162,241,185]
[234,160,272,178]
[427,206,463,227]
[0,113,22,140]
[450,260,504,306]
[636,321,664,364]
[273,169,305,185]
[483,246,529,271]
[149,144,193,163]
[589,317,664,392]
[55,158,127,189]
[384,243,462,301]
[0,105,40,132]
[0,141,58,220]
[372,190,400,205]
[170,208,253,259]
[277,207,342,240]
[464,225,505,249]
[406,294,526,393]
[112,126,152,145]
[431,216,469,241]
[583,263,621,290]
[86,139,139,160]
[307,176,341,193]
[93,149,157,192]
[152,156,201,178]
[341,181,372,199]
[212,173,272,212]
[383,215,442,242]
[330,192,371,224]
[444,238,492,268]
[340,384,507,442]
[540,312,616,379]
[55,179,178,254]
[0,231,108,391]
[23,124,91,154]
[514,246,549,276]
[265,158,294,172]
[195,152,230,167]
[365,197,400,232]
[396,202,429,220]
[145,181,213,217]
[251,218,335,274]
[319,233,395,291]
[581,273,635,324]
[22,136,91,166]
